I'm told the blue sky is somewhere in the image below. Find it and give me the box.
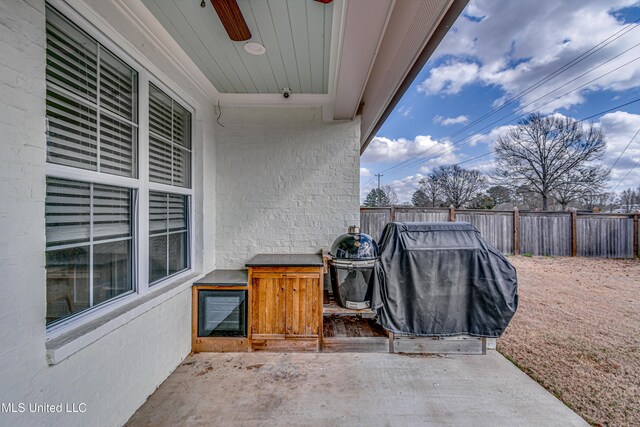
[361,0,640,203]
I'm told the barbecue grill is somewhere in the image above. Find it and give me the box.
[328,226,379,309]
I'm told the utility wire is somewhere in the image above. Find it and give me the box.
[611,157,640,190]
[608,126,640,173]
[374,19,640,177]
[382,54,640,178]
[390,96,640,187]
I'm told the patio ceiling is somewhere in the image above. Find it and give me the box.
[114,0,467,146]
[140,0,333,95]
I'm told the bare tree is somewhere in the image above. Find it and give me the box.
[381,185,399,206]
[580,191,615,212]
[552,166,609,210]
[487,185,514,206]
[494,113,609,210]
[618,188,638,212]
[431,165,485,208]
[416,173,443,207]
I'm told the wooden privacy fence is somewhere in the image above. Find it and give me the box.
[360,207,640,258]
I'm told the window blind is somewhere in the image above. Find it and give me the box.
[45,178,91,246]
[45,6,138,177]
[149,192,187,235]
[46,177,132,247]
[149,84,191,188]
[149,191,189,284]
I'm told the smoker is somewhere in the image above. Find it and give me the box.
[328,226,379,309]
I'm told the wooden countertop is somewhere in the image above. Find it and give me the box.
[245,254,325,267]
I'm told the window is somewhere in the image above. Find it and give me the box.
[45,178,133,325]
[147,83,192,284]
[46,7,138,177]
[44,5,193,329]
[149,192,189,284]
[149,84,191,188]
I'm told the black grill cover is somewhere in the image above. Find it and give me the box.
[370,222,518,337]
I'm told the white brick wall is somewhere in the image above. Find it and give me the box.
[0,1,215,426]
[215,107,361,268]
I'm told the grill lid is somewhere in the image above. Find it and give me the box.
[329,227,379,260]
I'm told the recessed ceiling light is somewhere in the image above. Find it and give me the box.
[244,42,266,55]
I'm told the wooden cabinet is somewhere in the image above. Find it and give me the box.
[249,266,323,352]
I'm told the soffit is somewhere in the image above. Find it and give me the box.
[359,0,462,150]
[141,0,333,95]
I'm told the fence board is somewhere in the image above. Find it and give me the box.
[519,213,572,256]
[395,209,449,223]
[577,216,633,258]
[360,209,391,241]
[360,208,637,258]
[456,211,514,255]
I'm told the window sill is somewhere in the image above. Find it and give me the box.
[45,272,203,365]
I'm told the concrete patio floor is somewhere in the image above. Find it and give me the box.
[126,351,587,427]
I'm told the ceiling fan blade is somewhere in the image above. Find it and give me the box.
[210,0,251,42]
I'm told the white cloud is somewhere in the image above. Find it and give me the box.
[598,111,640,189]
[467,123,515,146]
[419,0,640,113]
[398,105,413,117]
[360,167,372,177]
[417,62,479,95]
[434,114,470,126]
[361,135,460,164]
[389,174,425,203]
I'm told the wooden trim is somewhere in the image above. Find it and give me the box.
[251,272,319,279]
[322,337,389,353]
[248,266,322,274]
[191,286,198,351]
[393,335,485,354]
[192,337,249,353]
[251,336,319,352]
[247,268,253,348]
[252,333,287,340]
[571,210,578,257]
[318,269,324,349]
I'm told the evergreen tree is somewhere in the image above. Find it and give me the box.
[363,188,390,207]
[411,189,430,207]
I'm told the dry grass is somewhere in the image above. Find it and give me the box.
[498,256,640,426]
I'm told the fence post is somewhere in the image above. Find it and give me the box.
[390,206,396,222]
[571,210,577,257]
[449,206,455,222]
[634,214,639,258]
[513,207,519,256]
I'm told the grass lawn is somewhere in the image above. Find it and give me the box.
[498,256,640,426]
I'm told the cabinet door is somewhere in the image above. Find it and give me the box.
[285,274,320,336]
[251,274,286,336]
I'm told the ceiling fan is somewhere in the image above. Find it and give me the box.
[208,0,333,42]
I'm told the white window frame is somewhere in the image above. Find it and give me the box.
[45,0,196,338]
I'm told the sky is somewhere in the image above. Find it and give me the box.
[360,0,640,203]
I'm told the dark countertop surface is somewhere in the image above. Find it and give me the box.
[195,269,248,286]
[245,253,325,267]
